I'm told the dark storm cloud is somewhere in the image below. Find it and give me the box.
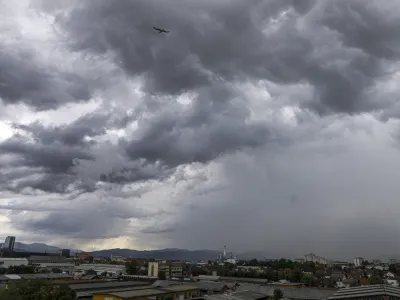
[13,110,127,146]
[125,88,270,167]
[321,0,400,60]
[0,44,92,110]
[41,0,399,116]
[140,225,175,234]
[0,135,93,193]
[10,198,166,238]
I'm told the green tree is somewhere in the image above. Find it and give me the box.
[273,288,283,300]
[6,265,36,274]
[126,261,139,275]
[158,270,167,280]
[368,275,383,285]
[249,259,259,266]
[0,279,76,300]
[101,271,108,277]
[86,269,97,275]
[290,268,303,282]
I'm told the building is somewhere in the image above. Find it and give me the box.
[29,256,75,274]
[372,259,382,265]
[75,264,126,276]
[390,259,397,265]
[148,262,159,277]
[3,236,16,252]
[0,257,29,268]
[92,284,200,300]
[304,253,328,265]
[148,262,183,278]
[61,249,70,258]
[327,285,400,300]
[354,257,364,267]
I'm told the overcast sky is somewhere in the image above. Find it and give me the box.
[1,0,400,261]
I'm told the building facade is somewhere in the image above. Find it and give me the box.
[354,257,364,267]
[3,237,16,252]
[28,256,75,274]
[304,253,328,265]
[148,262,159,277]
[0,258,28,268]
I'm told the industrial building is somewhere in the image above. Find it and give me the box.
[74,263,126,277]
[0,257,29,268]
[92,284,200,300]
[327,285,400,300]
[28,255,75,274]
[148,262,183,278]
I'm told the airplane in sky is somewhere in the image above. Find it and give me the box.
[153,26,169,34]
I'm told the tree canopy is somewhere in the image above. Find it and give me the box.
[0,279,76,300]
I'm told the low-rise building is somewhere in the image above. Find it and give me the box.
[0,257,29,268]
[327,285,400,300]
[148,262,183,278]
[304,253,328,265]
[353,257,364,267]
[75,264,126,277]
[28,256,75,274]
[92,284,200,300]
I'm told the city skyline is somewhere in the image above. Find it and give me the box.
[1,0,400,259]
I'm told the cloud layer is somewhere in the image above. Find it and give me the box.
[0,0,400,260]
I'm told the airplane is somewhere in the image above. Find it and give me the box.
[153,26,169,34]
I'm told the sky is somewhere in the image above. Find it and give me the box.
[1,0,400,261]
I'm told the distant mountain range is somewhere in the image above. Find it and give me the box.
[0,241,273,260]
[4,242,397,262]
[0,242,80,254]
[91,248,280,261]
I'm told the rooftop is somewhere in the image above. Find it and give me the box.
[100,285,200,299]
[69,281,148,291]
[327,285,400,300]
[237,284,336,300]
[205,290,268,300]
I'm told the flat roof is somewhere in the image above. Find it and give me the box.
[165,285,199,292]
[103,288,169,298]
[102,285,200,299]
[69,281,149,291]
[76,285,155,297]
[205,290,268,300]
[327,285,400,300]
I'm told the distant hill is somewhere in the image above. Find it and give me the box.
[0,242,80,254]
[92,248,220,260]
[91,248,277,260]
[0,241,281,261]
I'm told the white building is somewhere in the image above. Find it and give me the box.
[354,257,364,267]
[148,262,159,277]
[304,253,328,265]
[0,258,28,268]
[75,264,126,276]
[28,256,75,274]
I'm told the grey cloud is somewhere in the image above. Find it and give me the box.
[160,129,400,260]
[9,197,161,239]
[0,136,93,193]
[13,110,127,146]
[321,0,400,60]
[0,42,91,111]
[124,84,270,168]
[141,226,175,234]
[41,0,400,116]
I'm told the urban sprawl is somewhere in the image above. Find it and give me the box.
[1,236,400,300]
